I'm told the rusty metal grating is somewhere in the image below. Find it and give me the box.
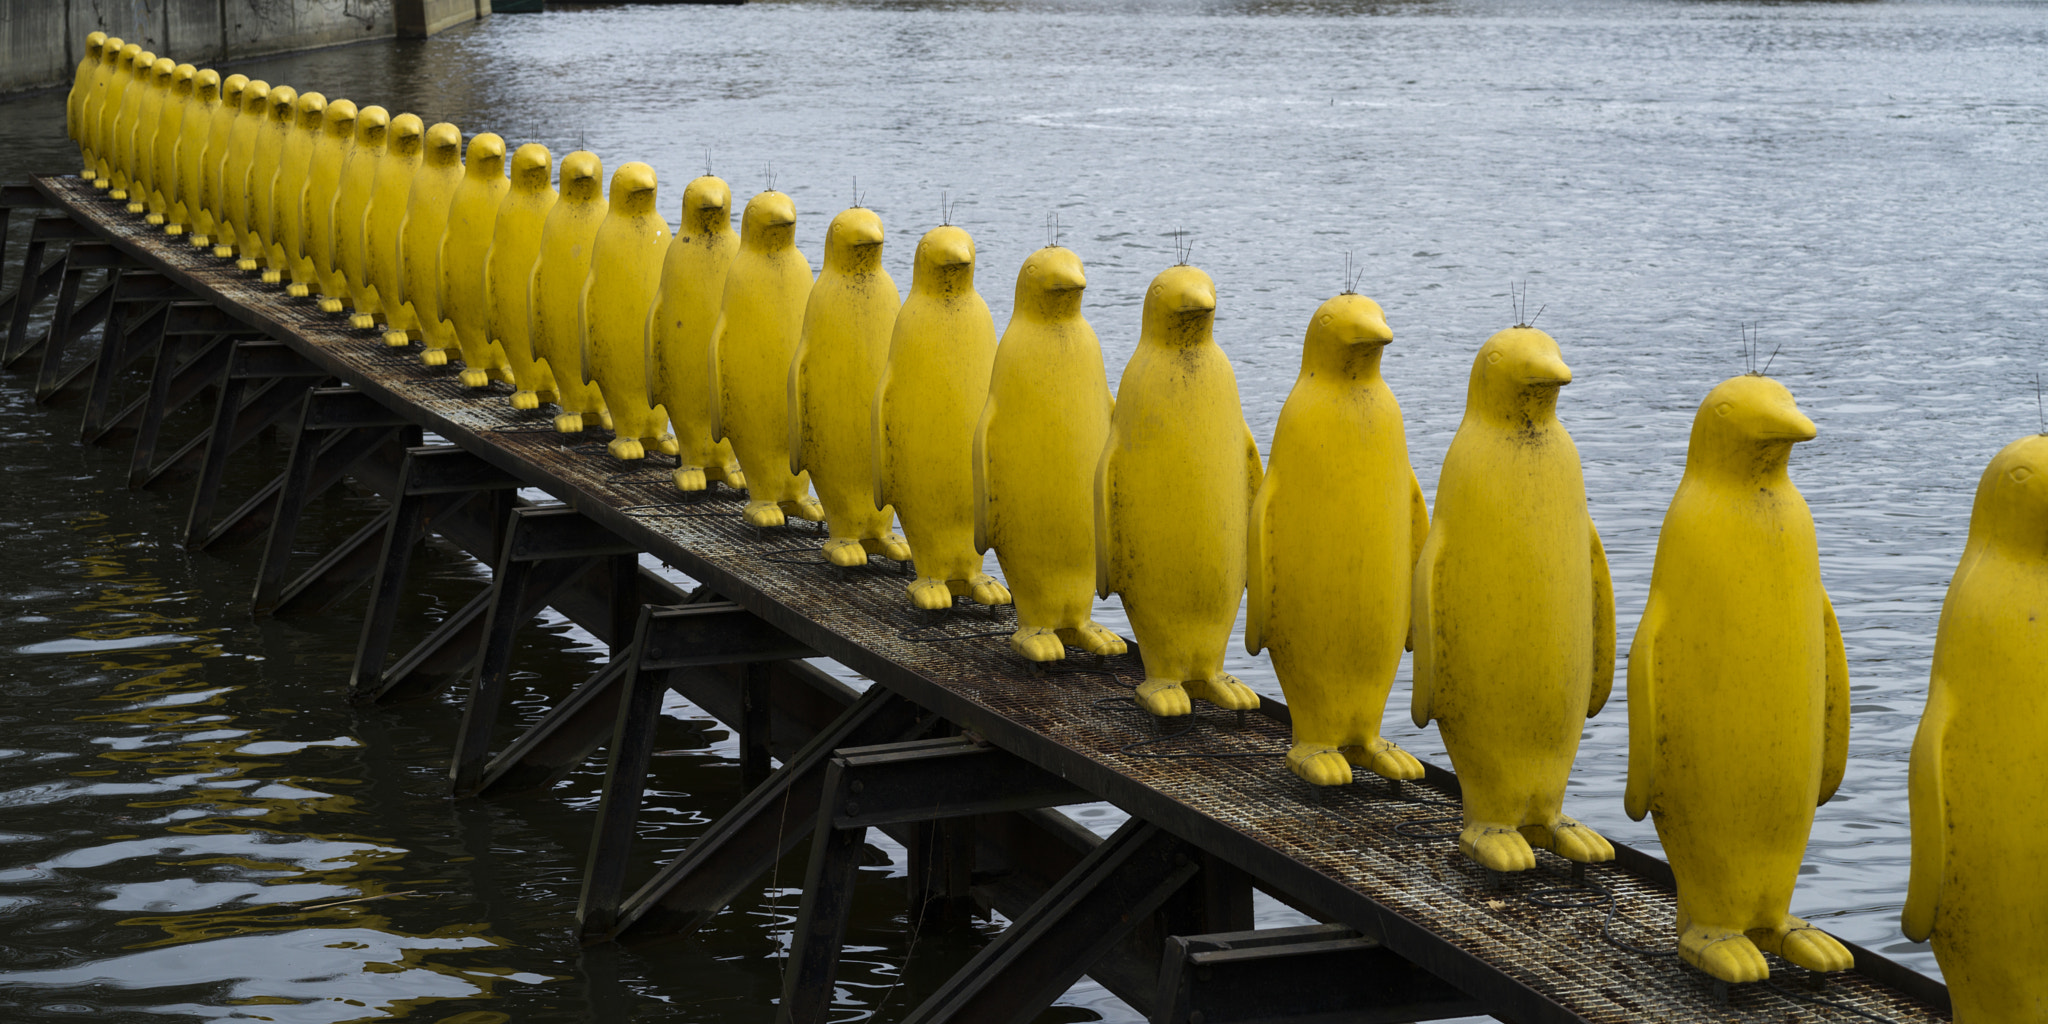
[33,175,1946,1024]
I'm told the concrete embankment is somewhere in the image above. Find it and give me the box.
[0,0,487,96]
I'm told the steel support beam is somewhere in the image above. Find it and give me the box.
[1149,924,1482,1024]
[180,340,331,546]
[251,388,417,615]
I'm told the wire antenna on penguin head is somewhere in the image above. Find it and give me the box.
[2035,373,2044,436]
[1342,251,1356,295]
[1172,229,1193,267]
[1760,337,1782,377]
[703,147,712,178]
[1509,280,1543,329]
[851,176,865,210]
[763,163,777,193]
[1045,211,1063,249]
[1739,322,1754,375]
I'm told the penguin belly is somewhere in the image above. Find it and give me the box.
[401,175,460,364]
[717,294,816,521]
[878,307,999,604]
[794,276,901,564]
[583,206,670,458]
[650,238,740,492]
[443,183,511,388]
[1261,397,1415,780]
[530,202,610,430]
[305,133,349,307]
[485,186,557,411]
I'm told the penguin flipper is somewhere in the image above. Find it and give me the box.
[642,298,661,411]
[1818,592,1850,805]
[1406,471,1428,652]
[870,368,891,512]
[1093,426,1117,599]
[1623,596,1662,822]
[1901,674,1949,942]
[524,263,544,365]
[971,394,995,554]
[1588,517,1616,717]
[786,337,807,478]
[1408,527,1443,728]
[706,313,727,443]
[1245,472,1273,655]
[1242,422,1266,511]
[576,277,595,387]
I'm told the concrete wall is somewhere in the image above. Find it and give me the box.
[1,0,485,96]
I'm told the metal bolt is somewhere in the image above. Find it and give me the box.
[845,801,859,817]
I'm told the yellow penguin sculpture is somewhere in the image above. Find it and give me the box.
[974,245,1121,659]
[146,62,193,228]
[172,68,222,244]
[200,73,248,255]
[400,122,464,365]
[441,132,514,387]
[486,143,560,410]
[69,33,107,176]
[87,40,128,188]
[111,49,156,203]
[1094,264,1262,717]
[581,163,673,459]
[1624,372,1852,983]
[126,57,168,214]
[305,99,357,312]
[648,175,743,492]
[874,225,1009,610]
[78,38,118,186]
[274,91,328,296]
[1248,293,1427,787]
[365,113,424,341]
[1903,433,2048,1024]
[1413,326,1615,870]
[226,81,272,270]
[332,105,388,327]
[94,43,141,191]
[528,151,611,432]
[789,206,910,566]
[245,85,298,281]
[708,190,821,526]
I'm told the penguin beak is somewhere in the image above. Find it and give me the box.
[1762,409,1818,443]
[928,235,974,267]
[1525,353,1572,387]
[1042,264,1086,292]
[1349,312,1393,346]
[844,219,885,248]
[1174,281,1217,314]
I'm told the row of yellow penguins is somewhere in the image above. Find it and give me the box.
[59,33,2042,1014]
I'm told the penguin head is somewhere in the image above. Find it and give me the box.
[115,44,140,71]
[354,105,390,148]
[294,92,327,133]
[323,99,357,139]
[170,64,195,98]
[222,73,249,106]
[1468,326,1570,422]
[740,190,797,251]
[1304,293,1392,368]
[609,162,659,215]
[101,38,126,69]
[1014,246,1086,318]
[1141,264,1217,346]
[679,176,732,237]
[823,207,885,273]
[193,68,220,103]
[267,86,298,126]
[559,151,602,202]
[240,81,270,116]
[86,32,107,56]
[465,132,506,178]
[1686,373,1816,478]
[912,225,977,295]
[151,59,175,89]
[509,144,553,193]
[137,53,160,81]
[387,113,424,158]
[1969,433,2048,557]
[422,122,461,167]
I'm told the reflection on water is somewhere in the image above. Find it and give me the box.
[3,0,2046,1020]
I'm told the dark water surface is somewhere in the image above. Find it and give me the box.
[1,1,2045,1020]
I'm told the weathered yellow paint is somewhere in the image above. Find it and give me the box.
[246,85,299,281]
[581,162,672,460]
[400,121,463,366]
[111,48,155,202]
[1095,264,1260,716]
[975,245,1119,659]
[790,207,908,566]
[1903,433,2048,1024]
[87,40,127,187]
[529,151,611,433]
[304,98,356,309]
[199,73,248,256]
[224,80,270,270]
[647,176,742,492]
[69,33,107,176]
[95,43,142,192]
[874,225,1006,610]
[1247,293,1425,786]
[1625,372,1850,983]
[486,144,560,411]
[709,190,820,527]
[332,105,387,326]
[172,68,221,245]
[145,62,191,228]
[274,91,328,296]
[365,112,422,341]
[441,132,512,388]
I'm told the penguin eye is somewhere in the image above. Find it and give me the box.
[1025,264,1037,275]
[1318,314,1333,326]
[1715,402,1732,418]
[2013,466,2034,484]
[1485,351,1502,366]
[1150,285,1162,298]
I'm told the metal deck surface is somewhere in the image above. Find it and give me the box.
[31,175,1951,1024]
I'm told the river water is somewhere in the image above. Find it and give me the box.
[1,1,2044,1021]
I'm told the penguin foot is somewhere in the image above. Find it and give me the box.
[1679,926,1769,984]
[1133,678,1192,717]
[419,348,449,367]
[1286,745,1353,787]
[1520,815,1614,864]
[348,312,376,330]
[187,233,208,247]
[145,212,163,225]
[657,434,679,456]
[110,188,127,200]
[744,501,787,529]
[608,437,646,461]
[553,412,584,434]
[779,496,825,522]
[1342,737,1423,781]
[1009,627,1066,663]
[907,577,954,611]
[236,257,259,272]
[509,390,540,411]
[1184,673,1259,711]
[286,282,310,298]
[672,466,708,492]
[1458,823,1537,873]
[260,269,282,284]
[715,464,746,491]
[597,409,614,432]
[317,296,344,314]
[823,538,871,568]
[94,179,110,191]
[126,202,145,214]
[163,223,183,236]
[861,532,912,562]
[212,245,235,259]
[1058,622,1128,657]
[383,329,411,348]
[1751,917,1853,974]
[964,573,1012,607]
[459,368,491,389]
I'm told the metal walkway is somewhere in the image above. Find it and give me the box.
[2,174,1953,1024]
